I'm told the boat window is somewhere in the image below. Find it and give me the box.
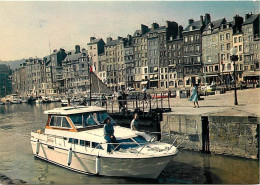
[68,138,79,145]
[80,140,84,146]
[62,117,71,128]
[132,136,147,145]
[92,142,104,150]
[49,116,62,127]
[80,140,90,147]
[69,114,83,126]
[69,111,116,128]
[73,139,78,144]
[116,138,139,149]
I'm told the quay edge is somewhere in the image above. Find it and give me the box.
[160,112,259,159]
[0,173,28,184]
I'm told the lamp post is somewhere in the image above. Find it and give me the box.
[230,47,238,105]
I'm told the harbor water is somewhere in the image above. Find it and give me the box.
[0,103,259,184]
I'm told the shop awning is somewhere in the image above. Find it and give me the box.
[243,71,260,76]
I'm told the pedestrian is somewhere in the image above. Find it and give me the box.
[103,117,116,153]
[142,86,147,100]
[189,83,199,108]
[130,113,139,130]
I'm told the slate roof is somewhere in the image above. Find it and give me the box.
[204,18,226,31]
[64,53,83,62]
[184,20,203,32]
[242,14,259,25]
[106,39,122,46]
[87,38,104,45]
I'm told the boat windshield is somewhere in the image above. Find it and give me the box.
[116,136,148,150]
[69,111,115,128]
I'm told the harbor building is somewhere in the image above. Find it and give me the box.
[202,18,226,85]
[87,37,105,75]
[0,64,12,97]
[62,45,90,95]
[242,13,260,84]
[182,14,211,87]
[167,25,184,89]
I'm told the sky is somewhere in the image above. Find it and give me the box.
[0,1,259,61]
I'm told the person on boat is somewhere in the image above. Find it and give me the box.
[86,114,95,126]
[130,113,139,130]
[189,83,199,108]
[103,117,116,153]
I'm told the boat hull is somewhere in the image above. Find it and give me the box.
[31,141,174,179]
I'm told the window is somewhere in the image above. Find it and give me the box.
[226,43,230,50]
[196,45,200,52]
[184,36,188,43]
[226,33,230,40]
[195,34,199,41]
[62,117,71,128]
[239,36,242,42]
[189,45,194,52]
[227,63,231,70]
[221,44,225,51]
[50,116,62,127]
[215,65,219,71]
[239,45,242,52]
[221,54,225,60]
[220,35,224,41]
[190,36,194,42]
[234,37,237,43]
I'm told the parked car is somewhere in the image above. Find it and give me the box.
[127,87,135,91]
[199,84,216,95]
[238,81,247,89]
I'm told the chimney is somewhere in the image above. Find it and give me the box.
[204,13,211,25]
[188,19,194,25]
[90,37,96,41]
[178,25,183,37]
[127,34,132,41]
[245,13,253,20]
[233,15,243,26]
[200,15,204,25]
[107,37,112,43]
[75,45,80,54]
[141,24,148,34]
[151,23,159,30]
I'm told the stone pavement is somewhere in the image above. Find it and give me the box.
[167,88,260,117]
[107,88,260,118]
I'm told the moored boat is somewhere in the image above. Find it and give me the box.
[30,106,178,179]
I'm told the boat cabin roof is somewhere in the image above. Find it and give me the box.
[44,106,106,115]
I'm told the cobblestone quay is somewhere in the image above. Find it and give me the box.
[160,88,260,159]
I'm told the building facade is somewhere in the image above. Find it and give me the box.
[0,64,12,97]
[87,37,105,74]
[62,46,90,95]
[202,18,226,84]
[242,13,260,83]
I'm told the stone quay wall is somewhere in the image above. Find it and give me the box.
[161,114,203,151]
[208,115,259,159]
[161,113,259,159]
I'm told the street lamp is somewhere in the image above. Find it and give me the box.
[230,47,238,105]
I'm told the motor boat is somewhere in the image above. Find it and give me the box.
[35,99,43,104]
[30,106,178,179]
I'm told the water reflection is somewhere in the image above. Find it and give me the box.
[0,103,259,184]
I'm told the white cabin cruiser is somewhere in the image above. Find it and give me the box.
[30,106,178,179]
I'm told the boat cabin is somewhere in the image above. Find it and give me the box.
[44,106,115,132]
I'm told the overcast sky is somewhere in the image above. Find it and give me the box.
[0,1,258,61]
